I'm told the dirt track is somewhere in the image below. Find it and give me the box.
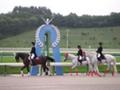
[0,74,120,90]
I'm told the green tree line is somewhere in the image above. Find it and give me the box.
[0,6,120,39]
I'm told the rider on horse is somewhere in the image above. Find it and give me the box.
[77,45,85,64]
[30,42,37,65]
[96,42,106,62]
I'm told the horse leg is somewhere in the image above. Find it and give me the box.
[104,64,110,76]
[112,59,117,76]
[109,64,114,76]
[46,66,51,76]
[86,63,91,76]
[46,62,52,76]
[86,59,93,76]
[104,68,109,76]
[93,63,101,77]
[46,66,49,75]
[42,66,46,76]
[20,66,26,76]
[87,64,93,76]
[37,65,42,76]
[44,64,49,75]
[88,63,94,77]
[112,65,115,76]
[71,62,77,76]
[42,65,48,76]
[26,66,30,76]
[72,61,77,69]
[89,65,94,76]
[111,64,117,76]
[72,65,76,69]
[104,65,110,76]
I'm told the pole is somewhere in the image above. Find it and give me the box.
[66,29,69,48]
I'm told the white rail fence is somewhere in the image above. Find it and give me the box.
[0,62,73,67]
[0,62,120,67]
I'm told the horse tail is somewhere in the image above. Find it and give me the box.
[112,57,117,73]
[46,56,55,62]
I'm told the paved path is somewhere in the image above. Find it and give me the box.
[0,74,120,90]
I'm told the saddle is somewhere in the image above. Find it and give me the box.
[35,57,41,63]
[78,52,87,64]
[97,54,106,62]
[30,57,42,65]
[78,56,86,64]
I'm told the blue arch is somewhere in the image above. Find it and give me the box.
[35,24,63,75]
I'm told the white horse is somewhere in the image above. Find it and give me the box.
[64,53,93,75]
[85,51,117,76]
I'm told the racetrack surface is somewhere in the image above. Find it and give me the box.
[0,74,120,90]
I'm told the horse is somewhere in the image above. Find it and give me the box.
[15,52,54,76]
[85,51,117,76]
[64,53,93,75]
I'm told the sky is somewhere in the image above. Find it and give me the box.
[0,0,120,16]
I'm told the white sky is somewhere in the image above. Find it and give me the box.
[0,0,120,16]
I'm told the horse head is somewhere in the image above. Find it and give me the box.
[64,53,68,62]
[15,53,20,62]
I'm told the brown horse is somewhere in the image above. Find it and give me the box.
[15,52,54,76]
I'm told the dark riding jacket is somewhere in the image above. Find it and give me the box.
[96,46,105,59]
[77,48,84,61]
[77,49,83,56]
[30,46,37,58]
[96,46,103,54]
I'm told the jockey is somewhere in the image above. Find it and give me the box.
[96,42,105,62]
[30,42,37,65]
[77,45,84,64]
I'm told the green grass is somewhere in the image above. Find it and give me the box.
[0,26,120,48]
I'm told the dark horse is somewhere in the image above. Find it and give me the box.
[15,52,54,76]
